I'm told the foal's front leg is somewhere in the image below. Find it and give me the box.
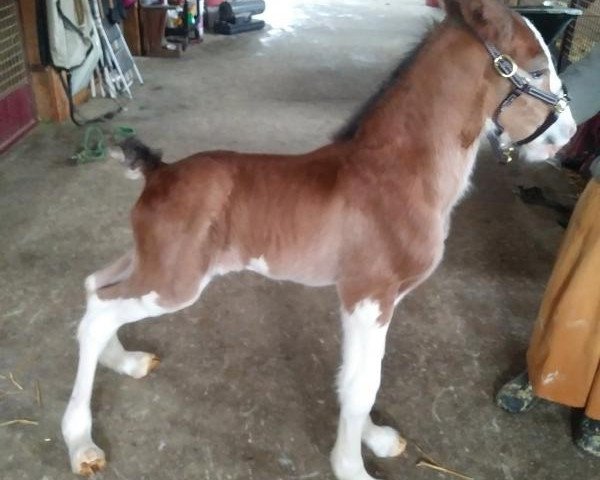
[331,294,405,480]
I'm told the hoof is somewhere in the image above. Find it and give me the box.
[363,424,407,458]
[148,355,161,373]
[124,352,160,379]
[71,445,106,477]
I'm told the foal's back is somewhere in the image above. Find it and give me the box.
[130,139,441,292]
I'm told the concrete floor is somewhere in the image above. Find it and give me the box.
[0,1,597,479]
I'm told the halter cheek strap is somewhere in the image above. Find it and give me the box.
[484,42,570,163]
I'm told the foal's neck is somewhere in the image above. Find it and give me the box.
[349,24,499,211]
[353,24,496,156]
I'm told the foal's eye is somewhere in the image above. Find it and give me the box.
[529,68,548,80]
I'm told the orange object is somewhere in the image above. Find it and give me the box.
[528,179,600,419]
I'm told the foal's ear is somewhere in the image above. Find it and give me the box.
[446,0,513,46]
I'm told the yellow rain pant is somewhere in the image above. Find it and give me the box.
[528,179,600,419]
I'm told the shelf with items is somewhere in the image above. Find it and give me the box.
[165,0,203,48]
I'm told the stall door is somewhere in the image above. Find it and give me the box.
[0,0,36,153]
[558,0,600,70]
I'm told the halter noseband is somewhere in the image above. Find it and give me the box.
[484,42,570,163]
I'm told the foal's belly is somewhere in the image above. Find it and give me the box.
[243,248,339,288]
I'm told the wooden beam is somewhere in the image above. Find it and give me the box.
[122,3,143,56]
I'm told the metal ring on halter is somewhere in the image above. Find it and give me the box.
[554,95,569,114]
[493,55,518,78]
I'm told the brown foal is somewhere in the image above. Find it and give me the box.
[62,0,576,478]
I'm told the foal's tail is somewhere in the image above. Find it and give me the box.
[112,137,164,179]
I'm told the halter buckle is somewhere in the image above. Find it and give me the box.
[554,96,568,114]
[501,146,515,164]
[493,55,518,78]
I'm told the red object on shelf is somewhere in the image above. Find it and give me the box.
[206,0,224,6]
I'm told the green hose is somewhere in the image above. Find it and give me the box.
[113,125,136,143]
[72,125,136,165]
[71,126,106,164]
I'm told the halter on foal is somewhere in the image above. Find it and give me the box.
[62,0,576,478]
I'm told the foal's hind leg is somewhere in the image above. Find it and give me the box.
[99,333,161,379]
[85,251,134,294]
[84,252,160,379]
[62,274,188,476]
[331,288,405,480]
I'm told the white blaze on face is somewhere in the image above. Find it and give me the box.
[519,18,577,161]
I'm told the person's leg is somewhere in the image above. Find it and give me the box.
[498,181,600,415]
[527,181,600,407]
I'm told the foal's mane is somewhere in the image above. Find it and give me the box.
[333,26,438,142]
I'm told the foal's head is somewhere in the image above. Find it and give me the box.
[447,0,576,161]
